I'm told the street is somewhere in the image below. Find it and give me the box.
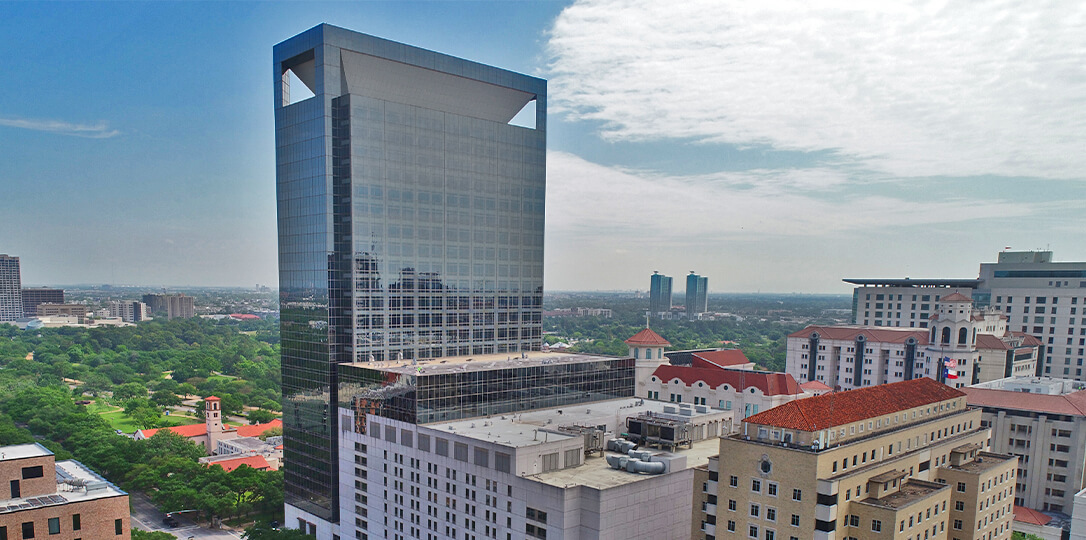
[130,491,243,539]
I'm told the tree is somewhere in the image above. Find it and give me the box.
[258,426,282,441]
[115,381,149,401]
[247,409,276,424]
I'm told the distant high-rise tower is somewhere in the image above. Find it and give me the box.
[21,287,63,318]
[648,271,672,314]
[686,271,708,316]
[0,255,22,322]
[274,24,546,527]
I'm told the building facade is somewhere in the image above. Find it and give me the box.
[650,271,673,314]
[694,378,1017,540]
[274,24,546,526]
[963,377,1086,514]
[846,279,981,328]
[21,288,63,320]
[0,443,130,540]
[35,303,88,322]
[142,293,195,319]
[790,296,1039,390]
[330,350,724,540]
[0,255,21,322]
[686,272,708,316]
[108,300,149,323]
[977,251,1086,380]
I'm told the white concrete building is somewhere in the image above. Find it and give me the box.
[845,278,980,328]
[789,295,1039,390]
[963,377,1086,514]
[979,251,1086,381]
[289,349,726,540]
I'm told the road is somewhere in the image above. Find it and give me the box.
[130,492,243,539]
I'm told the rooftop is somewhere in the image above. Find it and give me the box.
[624,328,671,346]
[743,378,964,431]
[963,383,1086,417]
[857,479,947,510]
[691,349,752,367]
[529,438,719,490]
[942,451,1016,474]
[425,397,726,449]
[1,460,126,513]
[789,325,929,344]
[0,443,51,462]
[1014,505,1054,526]
[204,455,272,473]
[843,278,981,288]
[344,350,625,376]
[652,362,802,397]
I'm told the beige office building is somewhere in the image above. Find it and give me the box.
[694,378,1017,540]
[963,377,1086,514]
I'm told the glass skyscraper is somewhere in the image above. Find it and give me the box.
[649,271,672,314]
[274,24,546,523]
[685,271,708,316]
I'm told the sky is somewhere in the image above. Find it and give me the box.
[1,0,1084,293]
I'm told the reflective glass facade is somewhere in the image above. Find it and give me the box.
[275,25,546,522]
[338,357,635,430]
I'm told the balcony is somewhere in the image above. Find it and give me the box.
[813,530,836,540]
[705,480,718,493]
[816,503,837,522]
[704,503,717,515]
[701,523,716,535]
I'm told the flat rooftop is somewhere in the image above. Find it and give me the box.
[345,350,626,376]
[0,460,126,513]
[859,479,947,510]
[0,443,52,462]
[943,452,1015,474]
[530,438,720,490]
[425,397,727,448]
[843,278,981,288]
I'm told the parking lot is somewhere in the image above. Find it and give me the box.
[130,492,243,539]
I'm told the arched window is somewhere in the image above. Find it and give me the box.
[958,328,968,345]
[646,348,653,360]
[930,327,937,343]
[634,348,640,359]
[941,327,951,345]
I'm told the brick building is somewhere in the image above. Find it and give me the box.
[0,443,130,539]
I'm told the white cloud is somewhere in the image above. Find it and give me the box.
[546,150,1031,245]
[0,116,120,138]
[546,0,1086,179]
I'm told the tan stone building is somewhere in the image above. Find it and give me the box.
[0,443,130,539]
[694,378,1017,540]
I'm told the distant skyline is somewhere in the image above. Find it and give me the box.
[2,1,1084,293]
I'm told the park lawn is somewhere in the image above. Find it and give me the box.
[99,411,201,434]
[85,400,121,414]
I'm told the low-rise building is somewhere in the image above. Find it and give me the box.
[134,397,282,454]
[695,378,1017,540]
[0,443,130,539]
[962,377,1086,514]
[35,303,88,323]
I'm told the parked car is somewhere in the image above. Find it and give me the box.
[163,515,180,528]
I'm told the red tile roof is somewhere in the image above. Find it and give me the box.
[940,292,972,303]
[691,349,752,367]
[963,387,1086,417]
[207,455,271,473]
[1008,332,1043,346]
[625,328,671,346]
[138,422,208,439]
[651,364,802,396]
[744,378,964,431]
[974,334,1010,350]
[1013,505,1052,526]
[235,419,283,438]
[230,313,261,320]
[801,380,832,391]
[788,325,929,345]
[206,396,221,402]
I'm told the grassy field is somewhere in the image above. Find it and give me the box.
[99,410,201,434]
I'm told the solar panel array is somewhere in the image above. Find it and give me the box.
[0,494,67,514]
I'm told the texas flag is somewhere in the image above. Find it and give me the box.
[944,367,959,380]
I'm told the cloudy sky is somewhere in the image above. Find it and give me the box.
[1,1,1084,293]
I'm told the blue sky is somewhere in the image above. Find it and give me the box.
[2,1,1084,293]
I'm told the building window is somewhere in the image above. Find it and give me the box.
[790,515,799,527]
[115,519,123,535]
[728,521,736,532]
[792,489,802,501]
[953,519,962,530]
[730,476,739,487]
[752,479,761,492]
[47,518,59,535]
[749,525,759,538]
[871,520,881,532]
[22,522,34,539]
[750,504,760,518]
[21,466,44,479]
[768,483,778,496]
[956,482,966,492]
[72,515,81,532]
